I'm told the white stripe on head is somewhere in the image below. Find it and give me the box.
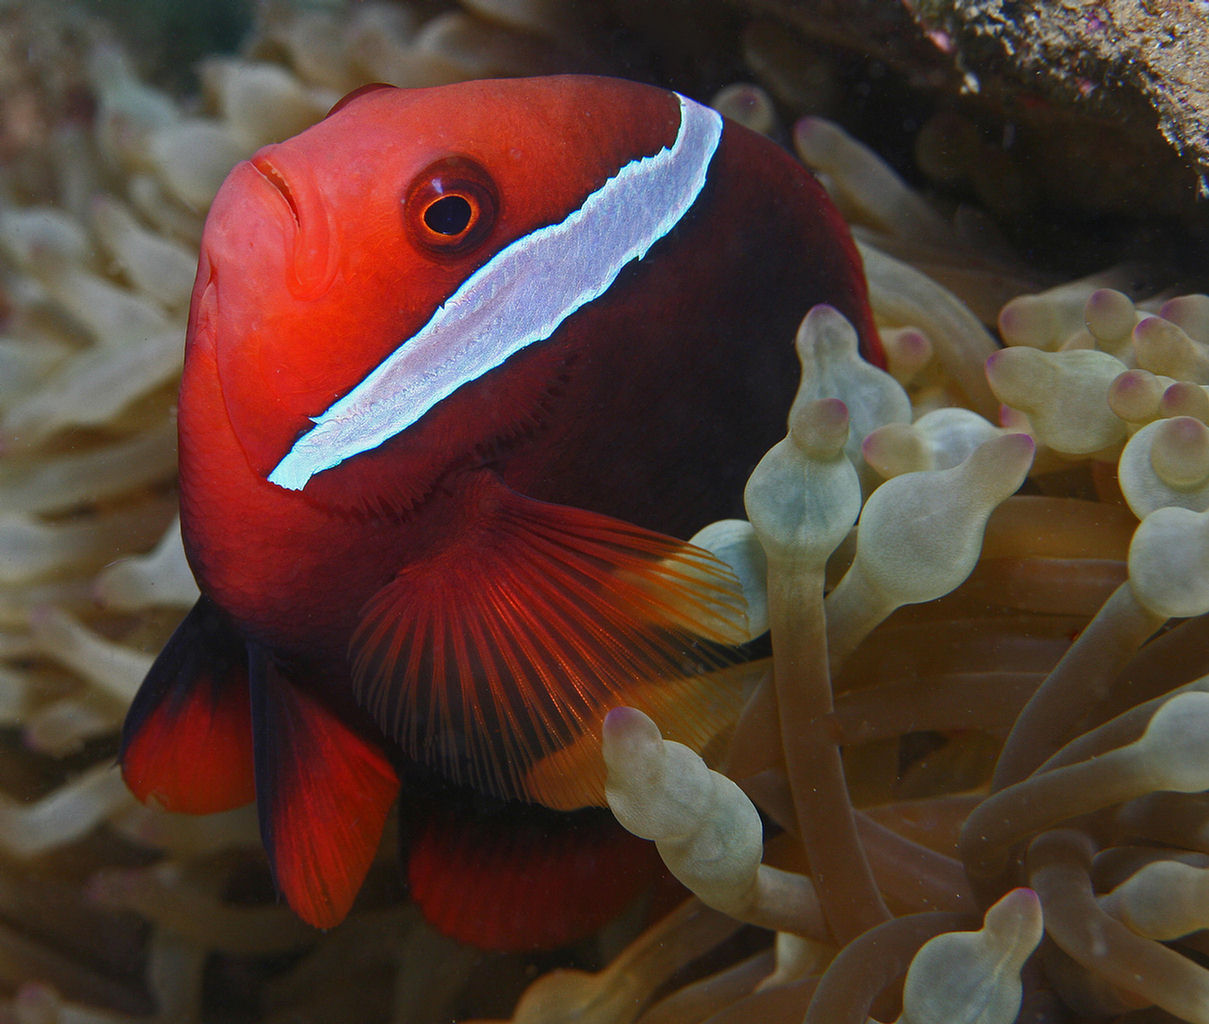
[269,93,723,491]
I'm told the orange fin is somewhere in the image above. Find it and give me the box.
[523,661,765,810]
[351,472,749,809]
[250,650,399,929]
[407,796,660,952]
[120,597,255,815]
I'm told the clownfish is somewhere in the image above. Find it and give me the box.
[120,75,881,950]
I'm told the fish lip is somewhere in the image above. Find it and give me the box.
[249,151,301,228]
[245,146,338,301]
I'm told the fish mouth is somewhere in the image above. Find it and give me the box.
[250,153,301,228]
[245,147,338,301]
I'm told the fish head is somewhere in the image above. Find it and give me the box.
[185,76,688,515]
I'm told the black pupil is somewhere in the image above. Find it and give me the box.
[424,195,473,236]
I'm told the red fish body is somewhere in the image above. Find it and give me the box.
[121,75,880,946]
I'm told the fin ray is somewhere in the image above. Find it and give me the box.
[351,472,749,809]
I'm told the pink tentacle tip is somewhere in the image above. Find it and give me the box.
[897,328,930,355]
[1000,886,1041,913]
[602,705,646,739]
[791,116,823,147]
[1133,315,1162,339]
[1112,369,1147,397]
[998,404,1029,431]
[1003,432,1036,456]
[1161,414,1207,447]
[813,396,849,425]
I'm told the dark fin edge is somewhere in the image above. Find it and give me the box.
[120,596,255,815]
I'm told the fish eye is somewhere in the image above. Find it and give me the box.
[423,195,473,236]
[405,157,497,257]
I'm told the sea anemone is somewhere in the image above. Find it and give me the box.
[1,1,1207,1022]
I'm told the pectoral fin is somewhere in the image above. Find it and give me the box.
[350,471,749,810]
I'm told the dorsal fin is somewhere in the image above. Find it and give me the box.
[120,596,255,815]
[249,649,399,929]
[350,471,749,810]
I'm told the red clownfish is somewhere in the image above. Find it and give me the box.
[120,75,881,949]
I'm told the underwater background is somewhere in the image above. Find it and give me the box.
[1,0,1208,1021]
